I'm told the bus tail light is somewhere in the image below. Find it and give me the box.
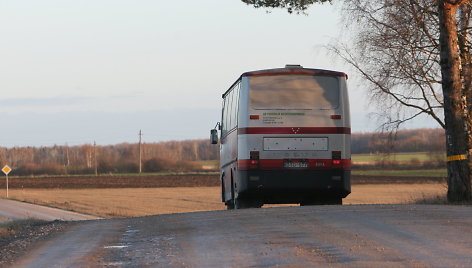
[332,151,341,166]
[331,115,342,120]
[250,151,260,169]
[250,159,259,168]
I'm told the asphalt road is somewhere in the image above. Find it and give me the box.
[12,204,472,267]
[0,199,101,222]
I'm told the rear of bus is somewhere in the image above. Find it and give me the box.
[236,66,351,205]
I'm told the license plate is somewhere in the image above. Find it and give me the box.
[284,161,308,168]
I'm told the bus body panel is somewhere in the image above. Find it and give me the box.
[220,129,238,202]
[219,67,351,205]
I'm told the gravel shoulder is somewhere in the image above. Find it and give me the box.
[0,220,75,267]
[0,199,102,267]
[11,220,123,268]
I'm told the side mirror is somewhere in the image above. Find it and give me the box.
[210,129,218,144]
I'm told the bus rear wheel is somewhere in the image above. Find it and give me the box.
[225,201,235,210]
[300,197,342,206]
[234,198,262,209]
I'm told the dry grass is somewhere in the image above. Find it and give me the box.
[344,183,447,204]
[8,187,226,218]
[6,183,448,218]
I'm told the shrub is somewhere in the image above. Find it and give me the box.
[173,161,200,171]
[410,157,421,166]
[143,157,175,172]
[98,160,114,173]
[17,162,42,176]
[16,162,64,176]
[116,161,139,173]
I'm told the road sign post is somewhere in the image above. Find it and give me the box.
[2,165,12,198]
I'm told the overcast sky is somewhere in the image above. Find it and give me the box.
[0,0,438,147]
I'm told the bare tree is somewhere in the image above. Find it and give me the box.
[333,0,444,130]
[241,0,472,201]
[337,0,471,201]
[334,0,471,201]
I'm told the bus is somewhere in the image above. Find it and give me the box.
[210,65,351,209]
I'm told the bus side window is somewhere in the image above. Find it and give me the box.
[222,94,230,137]
[222,81,241,137]
[231,83,240,129]
[227,90,234,133]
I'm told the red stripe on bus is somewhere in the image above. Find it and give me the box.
[238,159,351,171]
[238,127,351,135]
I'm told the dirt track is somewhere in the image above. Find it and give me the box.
[12,204,472,267]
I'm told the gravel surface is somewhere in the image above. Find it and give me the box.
[0,220,74,267]
[9,204,472,267]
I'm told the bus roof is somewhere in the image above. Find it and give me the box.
[242,67,347,78]
[222,66,347,98]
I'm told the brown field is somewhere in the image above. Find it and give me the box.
[5,183,447,218]
[0,174,219,189]
[0,174,445,189]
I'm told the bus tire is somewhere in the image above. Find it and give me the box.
[221,175,226,203]
[234,198,248,209]
[234,198,262,209]
[226,173,236,210]
[330,198,342,205]
[300,197,342,206]
[226,200,235,210]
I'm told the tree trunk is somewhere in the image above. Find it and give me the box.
[459,4,472,196]
[438,1,471,202]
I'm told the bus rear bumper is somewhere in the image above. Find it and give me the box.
[236,170,351,204]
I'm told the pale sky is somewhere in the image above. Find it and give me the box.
[0,0,438,147]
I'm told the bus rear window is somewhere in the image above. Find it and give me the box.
[249,75,339,110]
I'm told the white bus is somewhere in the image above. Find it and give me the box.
[211,65,351,209]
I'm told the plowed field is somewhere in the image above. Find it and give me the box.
[0,174,445,189]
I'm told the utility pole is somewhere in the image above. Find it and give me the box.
[94,141,98,176]
[65,143,70,175]
[139,130,143,174]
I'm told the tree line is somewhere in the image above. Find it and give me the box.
[0,140,218,176]
[352,128,445,154]
[0,128,444,176]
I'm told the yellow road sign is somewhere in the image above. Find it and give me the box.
[2,165,11,175]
